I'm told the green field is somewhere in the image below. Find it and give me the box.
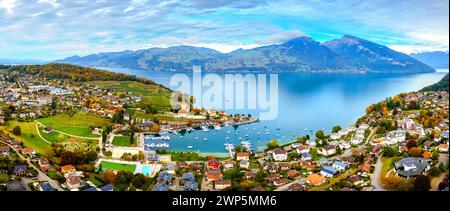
[40,130,70,143]
[86,81,172,111]
[39,127,96,144]
[39,112,109,138]
[100,161,136,172]
[1,121,50,154]
[134,111,188,121]
[88,172,105,187]
[112,135,134,147]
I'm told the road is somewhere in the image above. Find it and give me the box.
[432,153,449,191]
[1,141,64,191]
[371,156,386,191]
[35,123,52,144]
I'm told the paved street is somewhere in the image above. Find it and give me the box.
[1,141,64,191]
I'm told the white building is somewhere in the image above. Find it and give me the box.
[271,148,288,161]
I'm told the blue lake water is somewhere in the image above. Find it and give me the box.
[101,67,448,155]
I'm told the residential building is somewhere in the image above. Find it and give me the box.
[271,148,287,161]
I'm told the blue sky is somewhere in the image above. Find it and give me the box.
[0,0,448,60]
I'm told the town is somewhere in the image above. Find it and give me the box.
[0,64,448,192]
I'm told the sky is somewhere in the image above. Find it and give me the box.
[0,0,448,60]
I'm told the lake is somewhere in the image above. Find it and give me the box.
[101,67,448,156]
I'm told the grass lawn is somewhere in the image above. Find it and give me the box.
[40,127,97,144]
[86,81,172,111]
[39,128,69,143]
[112,135,134,147]
[310,168,358,191]
[39,112,109,138]
[100,161,136,172]
[88,173,105,187]
[1,121,50,154]
[47,170,56,179]
[380,156,399,186]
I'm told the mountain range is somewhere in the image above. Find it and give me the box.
[0,58,46,65]
[410,51,449,69]
[53,35,435,73]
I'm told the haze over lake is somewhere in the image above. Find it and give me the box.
[101,67,447,155]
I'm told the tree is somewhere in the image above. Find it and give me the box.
[296,135,309,144]
[332,126,342,133]
[438,162,447,172]
[0,173,8,183]
[102,131,107,144]
[130,127,135,145]
[98,164,103,173]
[12,126,21,135]
[382,146,397,157]
[60,150,75,164]
[427,167,441,177]
[51,98,57,109]
[102,170,116,184]
[112,111,124,124]
[406,140,418,149]
[384,174,403,189]
[266,140,279,150]
[408,147,422,157]
[438,180,449,191]
[115,170,133,187]
[240,180,254,189]
[132,173,148,189]
[315,130,325,139]
[413,175,431,191]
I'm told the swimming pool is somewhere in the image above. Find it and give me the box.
[140,165,153,176]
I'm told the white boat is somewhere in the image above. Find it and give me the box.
[227,131,231,134]
[201,126,209,132]
[225,137,230,140]
[194,137,199,140]
[203,137,208,141]
[265,132,270,135]
[238,137,243,140]
[187,146,193,149]
[256,132,261,135]
[214,125,222,130]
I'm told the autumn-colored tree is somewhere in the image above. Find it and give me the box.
[414,175,431,191]
[406,140,418,149]
[240,180,255,189]
[422,151,432,159]
[150,124,161,132]
[103,170,116,184]
[383,174,403,189]
[408,147,423,157]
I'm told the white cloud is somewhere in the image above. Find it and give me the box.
[255,30,308,45]
[0,0,16,13]
[38,0,60,8]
